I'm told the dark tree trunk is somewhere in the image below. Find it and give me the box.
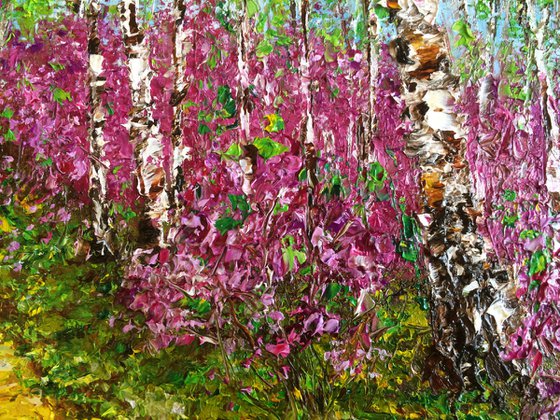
[390,0,528,399]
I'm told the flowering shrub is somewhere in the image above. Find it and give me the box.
[0,0,559,417]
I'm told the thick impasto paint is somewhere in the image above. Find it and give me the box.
[0,0,559,417]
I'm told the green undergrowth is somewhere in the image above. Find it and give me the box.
[0,202,519,418]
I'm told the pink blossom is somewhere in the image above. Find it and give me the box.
[265,341,290,358]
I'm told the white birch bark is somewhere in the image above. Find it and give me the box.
[87,0,112,254]
[361,0,379,168]
[169,0,193,209]
[119,0,169,244]
[391,0,526,393]
[297,0,318,239]
[237,0,257,196]
[299,0,317,187]
[526,2,560,203]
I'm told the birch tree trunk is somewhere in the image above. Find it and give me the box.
[119,0,169,245]
[0,1,12,48]
[87,0,112,255]
[391,0,527,396]
[526,1,560,207]
[237,0,258,196]
[360,0,379,170]
[478,0,497,115]
[169,0,192,211]
[468,0,498,205]
[298,0,318,238]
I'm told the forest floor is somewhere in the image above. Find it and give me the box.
[0,343,54,419]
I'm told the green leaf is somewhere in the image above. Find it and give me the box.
[215,217,242,235]
[122,208,137,222]
[282,244,307,272]
[52,87,72,104]
[198,123,211,135]
[105,102,115,116]
[502,84,527,101]
[475,0,491,19]
[253,137,289,159]
[528,280,540,292]
[528,250,547,276]
[367,162,387,191]
[186,298,211,315]
[224,143,242,159]
[452,20,475,50]
[206,46,221,69]
[217,85,236,117]
[4,129,16,142]
[273,203,289,215]
[39,157,53,167]
[247,0,258,17]
[415,296,430,311]
[502,213,518,228]
[1,107,14,119]
[323,283,342,300]
[503,189,516,202]
[402,215,418,239]
[520,230,541,240]
[374,5,390,20]
[398,240,418,262]
[228,194,250,219]
[48,62,65,71]
[264,113,285,133]
[256,39,273,58]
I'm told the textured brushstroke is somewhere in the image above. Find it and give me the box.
[526,1,560,205]
[120,0,169,243]
[86,0,112,255]
[298,0,318,238]
[361,0,379,168]
[237,0,257,196]
[169,0,192,211]
[5,0,560,417]
[390,0,526,393]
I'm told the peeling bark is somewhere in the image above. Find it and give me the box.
[478,0,497,115]
[361,0,379,169]
[299,0,317,187]
[119,0,169,244]
[468,0,498,206]
[299,0,317,237]
[169,0,193,209]
[526,2,560,207]
[391,0,527,396]
[237,0,257,196]
[87,0,112,255]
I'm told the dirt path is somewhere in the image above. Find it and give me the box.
[0,343,54,419]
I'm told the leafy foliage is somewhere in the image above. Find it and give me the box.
[0,0,558,417]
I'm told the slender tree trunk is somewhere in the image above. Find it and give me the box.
[478,0,497,114]
[87,0,112,255]
[237,0,257,196]
[169,0,192,210]
[298,0,317,238]
[119,0,169,245]
[526,1,560,207]
[0,1,12,48]
[390,0,527,396]
[360,0,379,170]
